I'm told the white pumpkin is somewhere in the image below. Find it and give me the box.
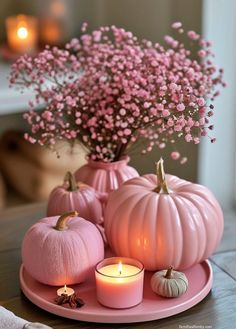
[151,267,188,298]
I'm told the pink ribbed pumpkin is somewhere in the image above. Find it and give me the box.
[47,172,104,224]
[22,211,104,285]
[105,159,224,271]
[74,155,139,194]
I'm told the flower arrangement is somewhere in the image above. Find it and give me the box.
[10,22,225,163]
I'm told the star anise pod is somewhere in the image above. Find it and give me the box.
[55,293,85,309]
[55,293,70,305]
[69,293,85,309]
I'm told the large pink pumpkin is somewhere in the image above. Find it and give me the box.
[47,172,104,224]
[74,155,139,194]
[105,159,224,270]
[22,211,104,285]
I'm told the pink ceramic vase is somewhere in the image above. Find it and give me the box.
[74,155,139,194]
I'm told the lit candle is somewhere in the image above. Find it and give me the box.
[95,257,144,309]
[5,15,38,54]
[57,284,74,297]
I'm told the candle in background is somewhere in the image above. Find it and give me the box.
[57,284,74,297]
[6,15,38,54]
[39,0,67,46]
[40,17,63,46]
[95,257,144,309]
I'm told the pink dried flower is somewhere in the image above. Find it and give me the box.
[198,50,206,58]
[171,151,180,160]
[185,134,192,142]
[10,22,225,162]
[187,30,200,40]
[162,109,170,117]
[159,143,166,149]
[176,104,185,112]
[197,98,205,107]
[171,22,182,29]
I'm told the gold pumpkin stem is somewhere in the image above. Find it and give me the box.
[165,267,173,279]
[64,171,78,192]
[55,211,78,231]
[155,158,169,194]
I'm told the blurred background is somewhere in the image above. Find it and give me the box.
[0,0,234,210]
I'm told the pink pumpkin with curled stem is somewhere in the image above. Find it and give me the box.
[47,172,104,225]
[22,211,104,285]
[104,158,224,270]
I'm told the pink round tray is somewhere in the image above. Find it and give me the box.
[20,260,213,323]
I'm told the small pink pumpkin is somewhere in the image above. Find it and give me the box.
[22,211,104,285]
[105,158,224,270]
[47,172,104,225]
[74,155,139,194]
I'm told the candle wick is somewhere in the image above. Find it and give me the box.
[118,262,122,275]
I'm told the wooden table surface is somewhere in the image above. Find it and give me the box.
[0,203,236,329]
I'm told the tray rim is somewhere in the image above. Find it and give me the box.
[19,260,213,324]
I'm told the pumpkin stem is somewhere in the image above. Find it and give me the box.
[165,267,173,279]
[55,211,78,231]
[64,171,78,191]
[155,158,169,194]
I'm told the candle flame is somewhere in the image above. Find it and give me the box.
[118,261,122,275]
[63,284,67,294]
[17,26,28,39]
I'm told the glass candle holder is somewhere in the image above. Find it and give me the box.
[95,257,144,309]
[6,15,38,54]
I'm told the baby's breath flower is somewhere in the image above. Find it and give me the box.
[10,23,225,163]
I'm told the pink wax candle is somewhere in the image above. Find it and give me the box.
[95,257,144,309]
